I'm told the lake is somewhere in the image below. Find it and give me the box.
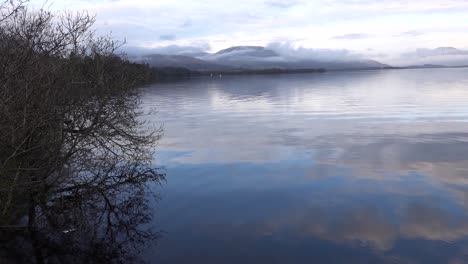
[142,68,468,263]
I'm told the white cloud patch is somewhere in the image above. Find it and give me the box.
[267,42,363,61]
[384,47,468,66]
[265,0,301,8]
[405,47,468,58]
[400,30,425,37]
[331,33,372,40]
[159,34,177,41]
[120,43,211,56]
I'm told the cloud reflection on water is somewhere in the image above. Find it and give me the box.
[142,68,468,263]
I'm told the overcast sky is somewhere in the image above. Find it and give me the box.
[31,0,468,63]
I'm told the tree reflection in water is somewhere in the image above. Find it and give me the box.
[0,162,164,263]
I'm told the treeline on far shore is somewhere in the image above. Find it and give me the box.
[142,65,326,82]
[197,67,326,76]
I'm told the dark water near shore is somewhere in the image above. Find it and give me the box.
[142,68,468,263]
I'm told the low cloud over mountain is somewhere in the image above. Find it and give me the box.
[122,44,211,57]
[129,44,388,71]
[126,43,468,71]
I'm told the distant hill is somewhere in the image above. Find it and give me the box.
[203,46,388,70]
[211,46,280,58]
[134,45,389,72]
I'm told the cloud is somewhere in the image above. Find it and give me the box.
[331,33,372,40]
[181,20,192,28]
[267,42,364,61]
[120,43,211,56]
[28,0,468,59]
[121,40,367,62]
[400,30,425,37]
[159,34,176,41]
[404,47,468,58]
[385,47,468,66]
[264,0,300,8]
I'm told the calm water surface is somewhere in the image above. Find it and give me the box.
[142,68,468,263]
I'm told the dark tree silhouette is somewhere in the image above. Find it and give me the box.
[0,1,164,263]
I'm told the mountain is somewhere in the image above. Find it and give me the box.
[211,46,279,58]
[137,46,389,72]
[203,46,387,70]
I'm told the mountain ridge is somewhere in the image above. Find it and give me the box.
[130,45,468,73]
[134,45,390,72]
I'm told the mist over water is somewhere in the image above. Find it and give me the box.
[142,68,468,263]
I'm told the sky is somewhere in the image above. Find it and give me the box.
[30,0,468,64]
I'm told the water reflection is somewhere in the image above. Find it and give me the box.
[143,68,468,263]
[0,164,163,263]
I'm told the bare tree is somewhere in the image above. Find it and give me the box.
[0,1,163,263]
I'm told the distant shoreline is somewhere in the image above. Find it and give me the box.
[196,65,468,76]
[318,65,468,73]
[148,64,468,81]
[195,68,326,76]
